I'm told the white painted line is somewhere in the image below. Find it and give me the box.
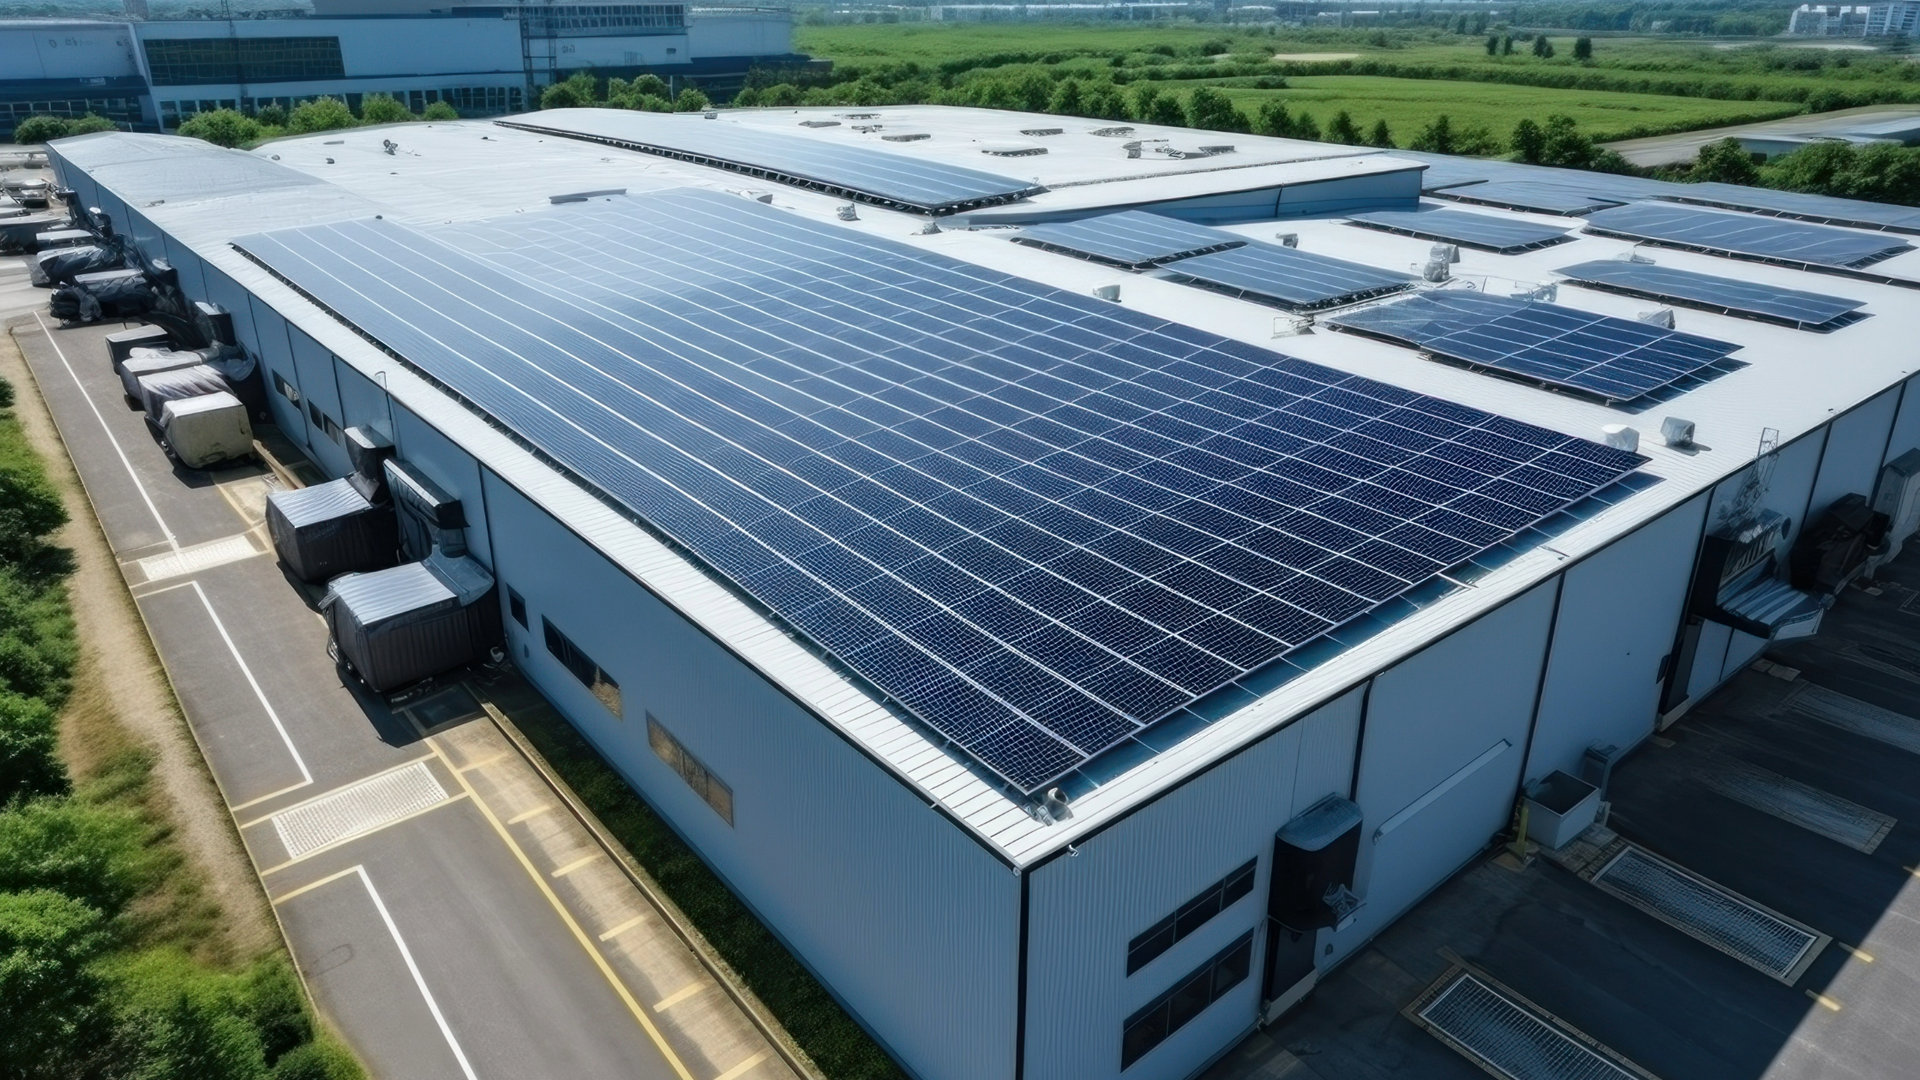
[652,981,706,1012]
[137,532,261,582]
[191,579,313,784]
[356,867,482,1080]
[30,312,179,552]
[714,1050,770,1080]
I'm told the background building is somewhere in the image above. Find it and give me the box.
[0,4,801,132]
[44,106,1920,1080]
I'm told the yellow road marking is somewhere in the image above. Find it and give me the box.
[238,753,440,828]
[454,753,510,773]
[270,864,365,906]
[714,1050,770,1080]
[1806,990,1843,1012]
[598,914,648,942]
[507,804,553,825]
[422,731,698,1080]
[229,778,315,814]
[551,853,603,878]
[653,981,705,1012]
[1839,943,1876,963]
[257,793,468,875]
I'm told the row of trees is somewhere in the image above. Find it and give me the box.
[538,72,712,114]
[10,114,116,146]
[1683,137,1920,208]
[1482,34,1596,60]
[0,377,360,1080]
[174,94,460,149]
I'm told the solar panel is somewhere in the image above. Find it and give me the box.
[1346,208,1572,254]
[239,189,1641,793]
[1434,180,1624,217]
[1326,290,1741,403]
[1555,259,1864,331]
[1156,243,1414,311]
[1584,202,1912,270]
[1668,183,1920,237]
[499,110,1045,216]
[1013,211,1245,268]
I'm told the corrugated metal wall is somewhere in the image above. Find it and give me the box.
[1810,387,1902,523]
[246,295,311,453]
[1023,690,1362,1080]
[481,471,1021,1080]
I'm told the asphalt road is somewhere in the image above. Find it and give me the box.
[8,288,793,1080]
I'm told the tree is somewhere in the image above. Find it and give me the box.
[286,97,356,134]
[0,890,109,1079]
[64,114,114,136]
[1253,99,1292,138]
[1485,34,1500,55]
[11,116,71,144]
[1511,117,1545,163]
[1011,71,1053,113]
[1573,36,1594,61]
[1144,91,1186,127]
[422,101,459,121]
[1409,114,1456,154]
[1538,113,1594,168]
[629,73,669,99]
[1844,142,1920,205]
[1325,110,1361,145]
[255,104,288,127]
[673,87,711,112]
[1290,110,1321,142]
[1048,77,1085,116]
[1501,34,1515,55]
[539,72,598,110]
[1532,35,1554,58]
[0,692,67,805]
[1367,118,1394,148]
[0,797,152,916]
[176,109,260,148]
[1185,87,1244,132]
[357,93,411,125]
[1691,137,1761,185]
[1083,82,1126,121]
[1130,83,1163,123]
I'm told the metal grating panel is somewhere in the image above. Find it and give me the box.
[1790,683,1920,756]
[1325,290,1740,403]
[272,761,450,857]
[497,111,1044,215]
[1347,208,1573,253]
[1417,972,1640,1080]
[1589,844,1825,982]
[1584,203,1912,270]
[1698,756,1895,853]
[238,190,1642,794]
[1554,259,1863,331]
[1011,210,1245,268]
[1156,242,1415,311]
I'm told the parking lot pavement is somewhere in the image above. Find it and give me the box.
[11,312,805,1080]
[1210,553,1920,1080]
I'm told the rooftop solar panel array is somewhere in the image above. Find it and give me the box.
[1555,260,1865,330]
[1584,203,1913,270]
[239,189,1641,793]
[1156,243,1415,311]
[1434,180,1624,217]
[1012,211,1245,268]
[1345,208,1573,253]
[1326,290,1741,403]
[499,110,1045,215]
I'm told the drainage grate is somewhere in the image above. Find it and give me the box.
[1411,970,1647,1080]
[1590,845,1826,983]
[273,761,449,857]
[1791,684,1920,757]
[1698,756,1894,853]
[136,533,261,582]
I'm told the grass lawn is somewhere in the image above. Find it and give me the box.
[1205,75,1805,142]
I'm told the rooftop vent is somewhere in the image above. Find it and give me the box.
[1638,307,1677,329]
[1602,424,1640,453]
[836,203,859,221]
[550,188,627,205]
[1421,256,1450,283]
[1090,126,1136,137]
[1617,249,1656,264]
[918,219,941,235]
[1199,144,1236,155]
[882,133,930,142]
[1275,232,1299,248]
[1092,283,1122,302]
[839,112,880,119]
[1431,242,1460,265]
[1021,127,1064,137]
[853,124,882,133]
[1661,417,1696,449]
[703,111,718,119]
[982,144,1047,157]
[800,120,840,128]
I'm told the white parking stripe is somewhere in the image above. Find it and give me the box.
[191,579,313,785]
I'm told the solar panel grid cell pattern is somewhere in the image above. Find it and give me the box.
[1327,291,1740,403]
[1437,180,1625,216]
[239,191,1641,792]
[1157,242,1415,311]
[500,110,1043,215]
[1554,259,1863,329]
[1012,211,1247,268]
[1584,202,1913,269]
[1345,208,1572,253]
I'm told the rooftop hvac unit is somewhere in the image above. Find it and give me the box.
[1661,416,1697,449]
[159,391,254,470]
[323,551,501,694]
[134,363,227,424]
[1269,795,1363,934]
[1601,424,1639,453]
[106,324,171,367]
[1430,242,1459,265]
[117,348,199,400]
[1871,449,1920,568]
[268,477,400,584]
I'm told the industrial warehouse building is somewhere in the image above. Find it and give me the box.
[43,108,1920,1080]
[0,3,800,132]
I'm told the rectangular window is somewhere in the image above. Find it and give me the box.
[143,36,345,86]
[1126,859,1256,976]
[272,370,299,404]
[1121,933,1252,1070]
[543,616,620,716]
[507,588,528,630]
[648,713,733,825]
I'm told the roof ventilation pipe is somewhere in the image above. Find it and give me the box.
[1043,787,1072,821]
[1638,307,1677,329]
[1275,232,1299,248]
[1602,424,1640,453]
[1662,417,1697,449]
[918,219,941,235]
[1431,242,1460,265]
[1421,255,1451,283]
[1093,283,1122,303]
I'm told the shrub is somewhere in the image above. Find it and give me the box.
[1692,137,1760,185]
[255,104,288,127]
[0,691,66,804]
[422,101,459,121]
[357,93,411,125]
[541,72,599,110]
[1409,114,1456,154]
[270,1039,364,1080]
[1325,110,1361,145]
[176,109,260,148]
[65,114,114,136]
[1367,118,1395,148]
[286,98,355,134]
[1511,117,1545,163]
[0,889,109,1079]
[1184,86,1246,133]
[11,116,71,144]
[673,87,711,112]
[100,949,269,1080]
[0,568,75,704]
[0,402,66,562]
[0,797,153,916]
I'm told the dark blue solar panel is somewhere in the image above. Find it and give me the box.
[500,110,1045,215]
[1584,202,1912,269]
[239,189,1641,793]
[1013,211,1245,268]
[1555,259,1863,330]
[1434,179,1625,216]
[1346,208,1572,253]
[1157,243,1414,311]
[1326,290,1741,403]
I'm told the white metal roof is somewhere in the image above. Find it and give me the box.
[60,108,1920,864]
